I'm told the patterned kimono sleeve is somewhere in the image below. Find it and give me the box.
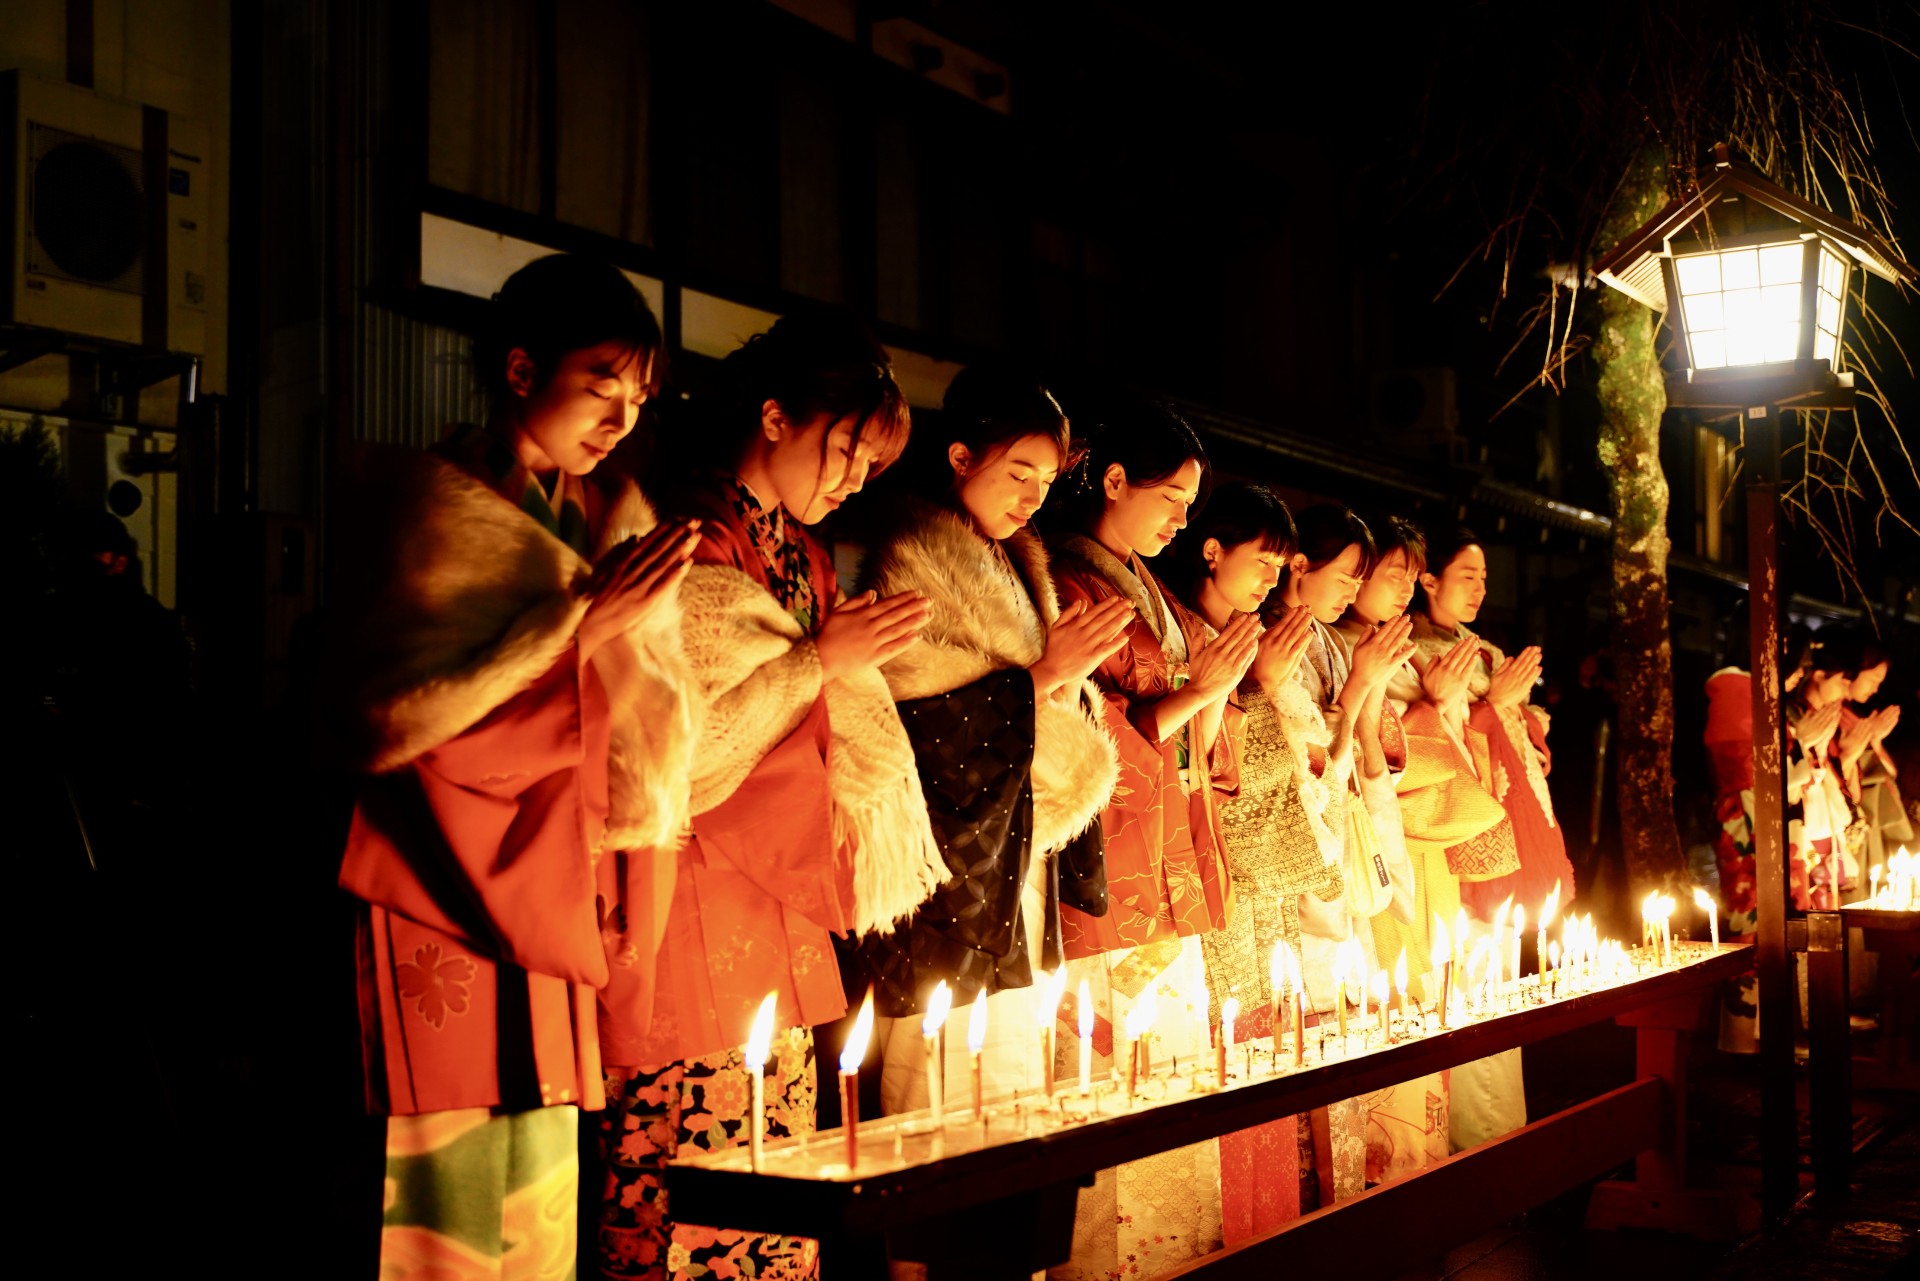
[344,645,611,987]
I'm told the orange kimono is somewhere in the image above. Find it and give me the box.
[1047,533,1233,955]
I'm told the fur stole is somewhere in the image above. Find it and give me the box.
[678,562,948,936]
[334,449,698,852]
[860,499,1119,856]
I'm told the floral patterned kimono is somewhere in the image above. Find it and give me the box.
[593,475,854,1281]
[333,424,693,1281]
[1405,614,1573,920]
[845,497,1116,1114]
[1046,533,1234,1280]
[1291,619,1439,1197]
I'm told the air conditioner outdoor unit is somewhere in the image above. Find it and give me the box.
[1,70,209,355]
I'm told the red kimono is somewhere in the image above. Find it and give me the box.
[605,477,856,1067]
[1048,533,1233,956]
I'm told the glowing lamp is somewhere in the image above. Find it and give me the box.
[1593,144,1914,409]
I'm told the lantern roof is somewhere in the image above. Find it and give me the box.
[1593,146,1916,312]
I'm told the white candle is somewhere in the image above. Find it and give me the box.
[840,989,875,1171]
[1077,979,1093,1096]
[967,994,988,1123]
[1220,996,1239,1083]
[1510,903,1525,995]
[922,980,951,1133]
[1693,887,1720,948]
[1037,967,1064,1098]
[743,992,779,1172]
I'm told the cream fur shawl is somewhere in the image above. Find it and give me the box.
[859,498,1119,856]
[677,563,948,937]
[336,449,698,855]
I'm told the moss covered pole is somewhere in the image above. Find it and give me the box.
[1592,149,1686,891]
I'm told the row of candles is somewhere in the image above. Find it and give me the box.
[735,881,1732,1174]
[1867,847,1918,910]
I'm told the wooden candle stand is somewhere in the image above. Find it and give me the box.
[665,944,1756,1279]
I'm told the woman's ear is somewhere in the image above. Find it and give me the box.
[760,399,786,442]
[947,441,973,478]
[1420,571,1441,596]
[503,347,538,400]
[1203,537,1224,570]
[1291,552,1311,579]
[1102,462,1127,500]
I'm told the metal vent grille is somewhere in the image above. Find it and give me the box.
[355,302,485,448]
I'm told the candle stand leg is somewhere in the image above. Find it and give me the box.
[1805,909,1851,1200]
[887,1178,1087,1280]
[1584,990,1757,1238]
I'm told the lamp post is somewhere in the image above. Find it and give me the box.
[1592,143,1916,1213]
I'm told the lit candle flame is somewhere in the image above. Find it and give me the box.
[744,992,779,1069]
[1038,967,1067,1028]
[1432,914,1451,968]
[1513,901,1525,938]
[1125,987,1159,1041]
[922,980,952,1039]
[1540,881,1562,930]
[967,992,989,1054]
[1270,940,1288,996]
[840,988,875,1073]
[1222,995,1239,1031]
[1079,979,1094,1038]
[1549,939,1561,970]
[1394,948,1409,997]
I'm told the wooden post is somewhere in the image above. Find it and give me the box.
[1586,991,1758,1237]
[1744,409,1800,1220]
[1806,910,1851,1196]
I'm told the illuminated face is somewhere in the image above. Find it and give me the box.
[1806,668,1851,708]
[769,412,885,525]
[508,339,652,476]
[1207,536,1288,614]
[1352,547,1419,625]
[953,434,1063,540]
[1291,542,1367,624]
[1101,457,1204,559]
[1423,543,1488,625]
[1850,661,1888,703]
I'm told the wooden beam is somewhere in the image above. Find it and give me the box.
[666,948,1752,1242]
[1157,1078,1665,1280]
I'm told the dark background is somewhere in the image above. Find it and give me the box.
[5,2,1918,1276]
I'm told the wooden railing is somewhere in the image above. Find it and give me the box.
[667,943,1756,1279]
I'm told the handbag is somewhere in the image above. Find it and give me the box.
[1340,784,1395,919]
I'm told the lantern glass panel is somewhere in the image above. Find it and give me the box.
[1759,243,1803,285]
[1722,249,1761,291]
[1673,243,1810,371]
[1820,249,1846,300]
[1813,326,1838,364]
[1817,291,1840,336]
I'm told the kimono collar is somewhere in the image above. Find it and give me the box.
[436,422,592,558]
[1053,533,1168,643]
[723,473,821,633]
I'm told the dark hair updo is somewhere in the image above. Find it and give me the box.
[940,362,1076,473]
[706,307,911,478]
[1412,521,1483,613]
[1364,513,1429,576]
[1166,482,1296,604]
[473,254,663,405]
[1055,393,1210,527]
[1290,505,1377,578]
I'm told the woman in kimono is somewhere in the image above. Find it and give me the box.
[1273,505,1429,1195]
[331,254,699,1278]
[1832,634,1908,883]
[844,364,1123,1115]
[1164,482,1321,1240]
[1408,526,1574,920]
[1785,640,1863,912]
[1044,396,1257,1277]
[595,311,940,1281]
[1341,515,1525,1151]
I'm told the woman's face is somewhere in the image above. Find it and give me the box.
[1352,547,1419,625]
[1291,542,1367,623]
[763,406,884,525]
[1102,457,1204,558]
[508,340,652,476]
[952,434,1063,540]
[1850,661,1889,703]
[1207,536,1289,614]
[1422,544,1488,625]
[1806,668,1852,708]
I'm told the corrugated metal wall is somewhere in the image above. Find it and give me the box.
[355,302,484,448]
